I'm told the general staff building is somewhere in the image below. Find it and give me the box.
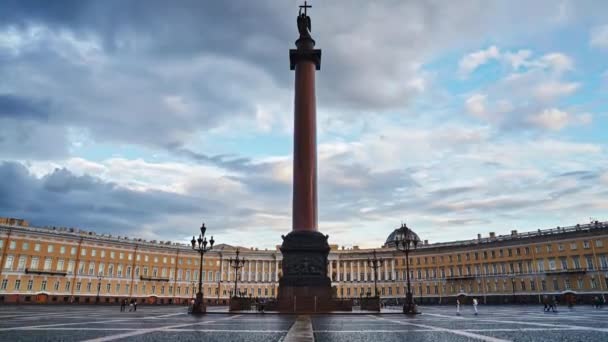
[1,217,607,305]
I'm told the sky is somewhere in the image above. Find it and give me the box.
[0,0,607,249]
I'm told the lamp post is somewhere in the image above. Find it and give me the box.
[228,249,246,298]
[511,277,516,304]
[367,250,383,298]
[96,275,103,304]
[394,222,421,314]
[190,222,214,314]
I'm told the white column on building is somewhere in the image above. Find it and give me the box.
[364,262,368,281]
[275,259,279,282]
[227,260,231,281]
[391,259,395,281]
[350,261,354,282]
[336,260,340,282]
[255,260,259,282]
[384,259,389,280]
[247,260,252,282]
[357,261,361,282]
[329,259,333,280]
[222,261,226,281]
[262,261,265,282]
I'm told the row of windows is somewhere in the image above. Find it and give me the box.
[328,255,608,282]
[1,256,280,283]
[399,240,605,266]
[4,254,607,282]
[334,276,608,298]
[0,278,277,297]
[0,240,277,268]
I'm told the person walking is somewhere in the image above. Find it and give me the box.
[120,299,125,312]
[543,295,549,312]
[551,296,558,312]
[473,298,478,315]
[133,300,137,312]
[456,299,461,315]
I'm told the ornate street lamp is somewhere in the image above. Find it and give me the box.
[511,277,516,303]
[367,250,383,298]
[190,222,214,314]
[228,249,246,298]
[96,275,103,304]
[394,222,421,314]
[190,281,196,301]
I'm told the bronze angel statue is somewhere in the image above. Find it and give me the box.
[297,6,312,38]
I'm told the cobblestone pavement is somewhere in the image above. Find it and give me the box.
[314,305,608,342]
[0,305,607,341]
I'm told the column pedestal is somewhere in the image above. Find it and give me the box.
[191,292,206,314]
[278,231,333,312]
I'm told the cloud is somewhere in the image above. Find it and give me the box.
[0,161,205,235]
[460,47,586,131]
[1,1,607,247]
[503,49,533,70]
[458,45,500,76]
[1,0,594,159]
[539,53,573,72]
[590,24,608,49]
[0,94,51,120]
[465,93,487,117]
[527,108,570,130]
[527,108,592,131]
[533,81,580,100]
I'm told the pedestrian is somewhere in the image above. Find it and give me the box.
[133,300,137,312]
[551,296,558,312]
[473,298,478,315]
[129,299,134,312]
[120,299,125,312]
[456,299,461,315]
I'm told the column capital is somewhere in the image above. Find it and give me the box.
[290,48,321,70]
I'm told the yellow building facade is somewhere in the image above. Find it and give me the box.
[1,218,607,305]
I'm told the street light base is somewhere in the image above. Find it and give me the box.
[403,303,420,315]
[191,302,206,314]
[190,292,206,314]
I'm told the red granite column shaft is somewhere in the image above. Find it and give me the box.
[292,60,317,232]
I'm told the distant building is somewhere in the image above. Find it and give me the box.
[0,217,606,305]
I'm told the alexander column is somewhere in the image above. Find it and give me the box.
[278,2,333,312]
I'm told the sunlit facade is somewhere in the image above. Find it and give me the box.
[1,218,607,305]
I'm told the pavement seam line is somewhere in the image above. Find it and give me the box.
[283,315,314,342]
[79,314,242,342]
[370,315,512,342]
[424,312,608,333]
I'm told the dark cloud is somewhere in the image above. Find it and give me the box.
[0,94,51,120]
[0,161,213,236]
[557,170,599,180]
[4,0,601,159]
[429,186,478,198]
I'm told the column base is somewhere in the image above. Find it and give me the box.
[278,231,339,312]
[190,292,206,314]
[403,303,420,315]
[360,296,381,311]
[403,293,420,315]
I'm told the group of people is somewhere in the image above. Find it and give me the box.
[542,295,558,312]
[119,299,138,312]
[456,297,479,315]
[592,296,605,309]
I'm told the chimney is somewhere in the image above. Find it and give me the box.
[424,240,429,245]
[477,233,481,240]
[489,232,496,239]
[511,230,518,237]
